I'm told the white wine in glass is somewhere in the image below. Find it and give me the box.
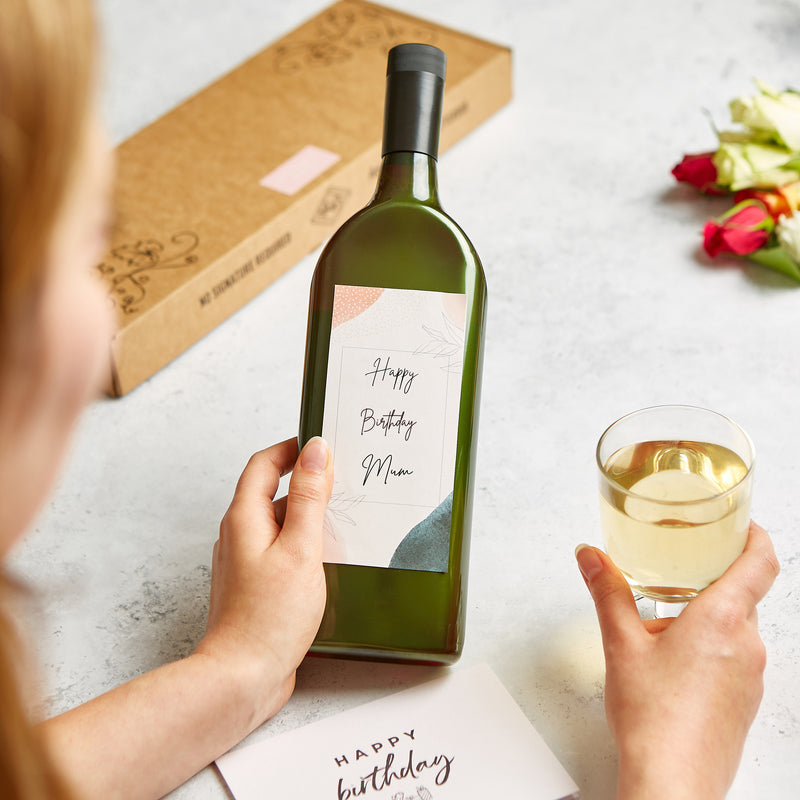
[597,407,755,605]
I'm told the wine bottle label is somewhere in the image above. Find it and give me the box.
[321,285,467,572]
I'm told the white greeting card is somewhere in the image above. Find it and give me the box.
[321,285,467,572]
[216,663,580,800]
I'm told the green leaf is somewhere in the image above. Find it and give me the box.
[783,156,800,171]
[747,246,800,282]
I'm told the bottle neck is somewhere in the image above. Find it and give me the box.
[381,69,443,160]
[375,48,444,206]
[373,151,439,205]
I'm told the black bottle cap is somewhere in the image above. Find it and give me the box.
[387,43,446,80]
[382,43,446,159]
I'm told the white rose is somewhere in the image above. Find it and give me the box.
[713,138,800,190]
[776,214,800,263]
[729,80,800,151]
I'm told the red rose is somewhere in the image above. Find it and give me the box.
[672,152,725,194]
[703,200,774,257]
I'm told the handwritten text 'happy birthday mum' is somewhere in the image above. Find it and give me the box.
[358,356,420,487]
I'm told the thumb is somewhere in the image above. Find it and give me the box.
[575,544,643,649]
[281,437,334,556]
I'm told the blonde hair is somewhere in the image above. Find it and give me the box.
[1,0,97,796]
[0,0,96,355]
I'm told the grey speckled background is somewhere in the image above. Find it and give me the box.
[8,0,800,798]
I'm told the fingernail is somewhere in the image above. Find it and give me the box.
[300,436,330,472]
[575,544,604,581]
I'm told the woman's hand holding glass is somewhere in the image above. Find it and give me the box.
[576,522,779,800]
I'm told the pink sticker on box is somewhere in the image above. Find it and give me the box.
[259,145,341,195]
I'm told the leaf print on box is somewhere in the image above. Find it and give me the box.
[97,231,200,315]
[272,3,437,75]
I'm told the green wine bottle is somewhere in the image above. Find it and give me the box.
[298,43,486,664]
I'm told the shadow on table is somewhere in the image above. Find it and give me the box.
[225,656,443,753]
[659,185,800,289]
[658,184,730,225]
[295,655,444,712]
[517,610,618,800]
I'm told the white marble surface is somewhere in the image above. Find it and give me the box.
[9,0,800,797]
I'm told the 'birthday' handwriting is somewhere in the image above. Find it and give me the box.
[360,408,418,442]
[336,749,453,799]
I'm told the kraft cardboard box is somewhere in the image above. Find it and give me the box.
[99,0,512,396]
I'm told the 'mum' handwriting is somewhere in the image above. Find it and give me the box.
[361,453,414,486]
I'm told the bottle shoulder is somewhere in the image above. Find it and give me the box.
[319,197,483,268]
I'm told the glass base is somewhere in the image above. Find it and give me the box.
[629,580,694,619]
[654,600,687,618]
[633,591,689,620]
[627,578,698,604]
